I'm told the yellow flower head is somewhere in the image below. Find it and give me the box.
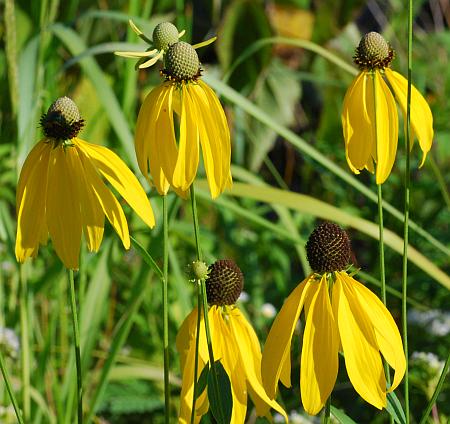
[261,223,406,415]
[176,260,287,423]
[15,96,155,270]
[119,25,232,198]
[342,32,434,184]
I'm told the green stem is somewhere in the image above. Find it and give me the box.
[402,0,413,421]
[0,350,24,424]
[322,396,331,424]
[189,184,224,423]
[418,350,450,424]
[190,283,202,424]
[428,154,450,210]
[162,195,170,423]
[378,184,391,395]
[68,269,83,424]
[19,267,30,421]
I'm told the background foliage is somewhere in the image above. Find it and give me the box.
[0,0,449,422]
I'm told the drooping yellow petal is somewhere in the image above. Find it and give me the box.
[172,84,200,191]
[373,71,398,184]
[301,275,339,415]
[333,273,386,409]
[199,80,232,196]
[230,309,288,422]
[139,50,164,69]
[342,72,375,174]
[348,273,405,391]
[384,68,434,166]
[261,275,312,398]
[46,146,82,269]
[75,138,155,229]
[77,148,130,249]
[15,141,51,262]
[192,36,217,49]
[68,146,104,252]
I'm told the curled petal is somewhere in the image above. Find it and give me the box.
[333,273,386,409]
[301,275,339,415]
[342,72,375,174]
[348,273,405,391]
[261,276,312,398]
[384,69,434,167]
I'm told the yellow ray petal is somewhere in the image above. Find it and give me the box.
[199,81,232,195]
[333,273,386,409]
[341,72,374,174]
[384,69,434,166]
[173,84,200,191]
[348,273,405,391]
[46,146,82,269]
[373,71,398,184]
[231,310,288,422]
[139,50,164,69]
[301,275,339,415]
[75,138,155,229]
[192,36,217,49]
[261,275,313,398]
[153,84,179,190]
[114,49,158,58]
[77,147,130,249]
[71,145,105,252]
[15,141,51,262]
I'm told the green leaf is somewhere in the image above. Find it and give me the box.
[207,361,233,424]
[195,364,210,399]
[331,405,358,424]
[130,236,164,279]
[387,392,407,424]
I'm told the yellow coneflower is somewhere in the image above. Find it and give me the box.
[342,32,433,184]
[116,22,231,198]
[177,260,287,423]
[15,97,155,270]
[261,223,406,415]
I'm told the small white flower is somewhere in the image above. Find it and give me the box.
[0,328,20,359]
[261,303,277,319]
[238,291,249,303]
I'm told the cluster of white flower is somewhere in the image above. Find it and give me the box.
[0,327,20,359]
[408,309,450,336]
[411,351,445,374]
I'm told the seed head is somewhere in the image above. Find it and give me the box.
[164,41,200,82]
[306,223,352,273]
[354,32,394,70]
[153,22,179,51]
[205,260,244,306]
[40,96,84,140]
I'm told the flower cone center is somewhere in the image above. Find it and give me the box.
[206,260,244,306]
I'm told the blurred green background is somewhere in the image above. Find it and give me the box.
[0,0,449,422]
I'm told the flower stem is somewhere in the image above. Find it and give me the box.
[418,350,450,424]
[68,269,83,424]
[190,284,202,424]
[189,184,224,423]
[402,0,413,420]
[19,267,30,422]
[322,396,331,424]
[162,195,170,423]
[0,350,24,424]
[377,184,391,391]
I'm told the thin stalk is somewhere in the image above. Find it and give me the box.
[418,350,450,424]
[322,396,331,424]
[372,73,392,395]
[19,267,30,421]
[68,269,82,424]
[402,0,413,420]
[0,350,25,424]
[428,154,450,210]
[162,195,170,423]
[189,184,224,423]
[190,284,202,424]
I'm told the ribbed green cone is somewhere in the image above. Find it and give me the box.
[205,260,244,306]
[153,22,179,51]
[354,31,394,70]
[165,41,200,81]
[306,223,352,273]
[40,96,84,140]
